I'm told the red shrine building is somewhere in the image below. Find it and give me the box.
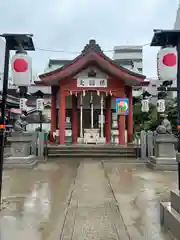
[37,40,148,145]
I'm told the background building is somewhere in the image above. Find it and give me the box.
[113,45,143,98]
[113,45,143,73]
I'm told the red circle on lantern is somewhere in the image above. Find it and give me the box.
[13,58,28,72]
[162,53,176,67]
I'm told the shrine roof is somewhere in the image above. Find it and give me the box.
[39,40,146,86]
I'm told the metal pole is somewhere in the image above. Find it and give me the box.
[0,40,10,205]
[39,111,42,132]
[177,38,180,190]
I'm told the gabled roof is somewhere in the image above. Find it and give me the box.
[39,40,146,86]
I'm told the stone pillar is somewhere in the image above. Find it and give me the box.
[59,88,66,144]
[72,94,78,144]
[127,86,133,143]
[105,95,111,144]
[50,86,57,142]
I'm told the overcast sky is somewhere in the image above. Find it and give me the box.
[0,0,179,78]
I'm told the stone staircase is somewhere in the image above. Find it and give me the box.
[160,190,180,239]
[47,144,139,159]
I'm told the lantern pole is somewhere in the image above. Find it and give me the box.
[0,34,34,207]
[151,29,180,190]
[0,40,10,205]
[176,37,180,189]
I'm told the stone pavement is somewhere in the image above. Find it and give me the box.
[0,159,178,239]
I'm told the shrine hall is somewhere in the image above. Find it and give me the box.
[37,40,148,145]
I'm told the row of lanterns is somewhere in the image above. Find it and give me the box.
[19,98,44,112]
[11,46,177,86]
[12,45,177,114]
[141,99,165,113]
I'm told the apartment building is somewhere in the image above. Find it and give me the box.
[113,45,143,73]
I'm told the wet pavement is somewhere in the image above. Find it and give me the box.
[0,159,178,239]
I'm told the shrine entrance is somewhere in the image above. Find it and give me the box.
[82,109,100,129]
[37,39,148,145]
[76,91,106,144]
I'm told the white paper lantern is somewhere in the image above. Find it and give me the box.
[11,52,32,86]
[36,98,44,111]
[141,99,149,112]
[157,99,165,113]
[19,98,27,111]
[157,47,177,81]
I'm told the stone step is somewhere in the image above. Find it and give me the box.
[47,145,138,158]
[47,148,136,153]
[48,144,137,149]
[48,152,136,158]
[171,190,180,214]
[160,202,180,239]
[3,155,37,169]
[147,161,178,171]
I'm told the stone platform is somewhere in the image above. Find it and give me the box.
[4,132,38,169]
[4,155,37,169]
[47,144,139,159]
[147,134,178,171]
[161,190,180,239]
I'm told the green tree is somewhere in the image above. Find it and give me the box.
[133,96,177,133]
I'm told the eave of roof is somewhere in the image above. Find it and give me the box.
[39,40,146,84]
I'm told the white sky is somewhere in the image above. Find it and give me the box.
[0,0,179,79]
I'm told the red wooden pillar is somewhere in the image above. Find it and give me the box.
[105,95,111,144]
[118,91,126,145]
[72,94,78,144]
[50,86,57,142]
[118,116,126,145]
[59,88,66,144]
[127,87,133,143]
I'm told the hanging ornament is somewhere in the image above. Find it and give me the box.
[157,47,177,81]
[11,52,32,86]
[19,98,27,111]
[157,99,165,113]
[141,99,149,112]
[36,98,44,111]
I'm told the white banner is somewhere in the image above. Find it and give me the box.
[77,78,107,88]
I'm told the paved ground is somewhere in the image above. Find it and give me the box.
[0,159,178,240]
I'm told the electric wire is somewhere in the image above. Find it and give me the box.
[35,43,151,54]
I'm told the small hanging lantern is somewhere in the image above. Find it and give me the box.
[157,99,165,113]
[141,99,149,112]
[19,98,27,111]
[11,52,32,86]
[36,98,44,111]
[157,47,177,81]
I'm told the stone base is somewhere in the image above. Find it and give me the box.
[77,137,106,144]
[160,190,180,239]
[77,137,84,144]
[4,155,37,169]
[147,156,177,171]
[97,137,106,144]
